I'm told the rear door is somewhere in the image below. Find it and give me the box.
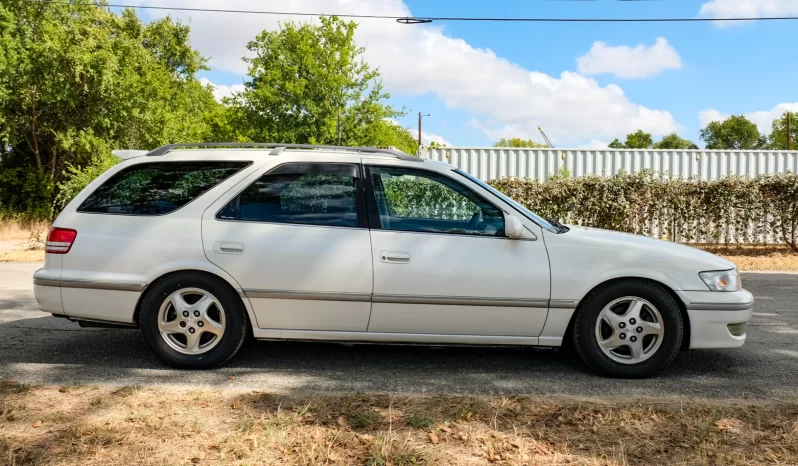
[202,162,373,332]
[365,164,551,339]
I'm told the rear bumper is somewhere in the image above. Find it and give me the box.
[676,289,754,349]
[33,268,140,323]
[33,268,64,315]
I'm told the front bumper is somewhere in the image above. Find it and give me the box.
[676,289,754,349]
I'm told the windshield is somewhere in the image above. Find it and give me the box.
[454,169,559,234]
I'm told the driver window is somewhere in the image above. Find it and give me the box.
[369,166,505,237]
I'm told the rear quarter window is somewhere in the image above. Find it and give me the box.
[78,161,250,215]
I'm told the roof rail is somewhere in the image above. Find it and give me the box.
[146,143,422,162]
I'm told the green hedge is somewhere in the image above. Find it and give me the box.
[489,171,798,250]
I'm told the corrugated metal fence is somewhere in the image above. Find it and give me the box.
[419,147,798,181]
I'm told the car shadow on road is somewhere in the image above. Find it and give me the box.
[0,316,792,399]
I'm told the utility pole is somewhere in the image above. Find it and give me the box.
[788,112,792,151]
[418,112,430,147]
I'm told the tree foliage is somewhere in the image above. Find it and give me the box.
[0,0,221,181]
[652,133,699,150]
[493,138,545,148]
[0,6,420,219]
[608,138,624,149]
[700,115,765,150]
[607,130,655,149]
[767,112,797,150]
[230,16,404,147]
[623,130,653,149]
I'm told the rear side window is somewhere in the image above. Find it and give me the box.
[216,163,362,228]
[78,161,250,215]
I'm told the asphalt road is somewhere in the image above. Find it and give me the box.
[1,262,796,399]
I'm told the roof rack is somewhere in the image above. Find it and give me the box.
[146,143,422,162]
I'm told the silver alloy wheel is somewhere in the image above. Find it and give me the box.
[157,288,226,355]
[595,296,664,365]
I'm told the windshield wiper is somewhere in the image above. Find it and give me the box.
[548,218,570,233]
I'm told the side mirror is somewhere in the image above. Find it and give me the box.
[504,214,524,239]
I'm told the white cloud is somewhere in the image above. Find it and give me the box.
[576,38,682,79]
[418,130,451,147]
[137,0,679,145]
[745,103,798,134]
[386,119,452,146]
[699,0,798,19]
[578,139,610,149]
[698,103,798,134]
[200,77,244,102]
[698,108,729,128]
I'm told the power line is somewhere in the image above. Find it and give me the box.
[20,0,798,24]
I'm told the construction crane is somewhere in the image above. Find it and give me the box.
[538,127,554,148]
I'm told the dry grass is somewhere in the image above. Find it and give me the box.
[0,221,48,262]
[699,245,798,272]
[0,220,49,242]
[2,379,798,466]
[0,249,45,262]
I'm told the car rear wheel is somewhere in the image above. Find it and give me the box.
[140,272,248,369]
[572,280,683,378]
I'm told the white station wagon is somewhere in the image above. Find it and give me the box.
[33,143,753,378]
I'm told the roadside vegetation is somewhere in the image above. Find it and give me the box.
[0,1,416,224]
[2,379,798,465]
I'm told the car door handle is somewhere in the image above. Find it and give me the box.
[381,251,410,264]
[214,242,244,254]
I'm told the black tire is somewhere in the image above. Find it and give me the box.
[139,272,248,369]
[572,280,683,378]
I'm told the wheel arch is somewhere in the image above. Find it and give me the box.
[561,276,691,351]
[133,268,256,331]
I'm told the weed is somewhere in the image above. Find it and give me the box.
[348,410,383,430]
[404,414,434,429]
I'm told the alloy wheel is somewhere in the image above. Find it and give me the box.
[594,296,664,364]
[157,288,226,355]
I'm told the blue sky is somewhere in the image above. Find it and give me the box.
[135,0,798,148]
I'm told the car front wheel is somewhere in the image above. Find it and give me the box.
[572,280,683,378]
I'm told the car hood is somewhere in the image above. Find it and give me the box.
[561,225,735,271]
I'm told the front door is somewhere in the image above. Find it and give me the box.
[365,164,551,338]
[202,162,373,332]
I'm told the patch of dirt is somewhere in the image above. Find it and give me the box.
[2,379,797,465]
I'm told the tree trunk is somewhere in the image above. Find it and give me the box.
[50,146,57,179]
[30,85,42,171]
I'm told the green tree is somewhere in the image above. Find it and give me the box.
[653,133,699,150]
[369,120,418,155]
[700,115,764,150]
[0,0,220,181]
[607,131,653,149]
[493,138,545,148]
[232,16,402,146]
[767,112,798,150]
[608,138,624,149]
[623,130,654,149]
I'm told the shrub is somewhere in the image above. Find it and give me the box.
[489,171,798,251]
[0,165,55,220]
[54,153,120,212]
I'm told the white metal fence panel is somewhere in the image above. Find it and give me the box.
[419,148,798,181]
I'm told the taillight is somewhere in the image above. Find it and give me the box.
[45,228,78,254]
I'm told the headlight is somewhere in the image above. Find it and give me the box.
[699,269,740,292]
